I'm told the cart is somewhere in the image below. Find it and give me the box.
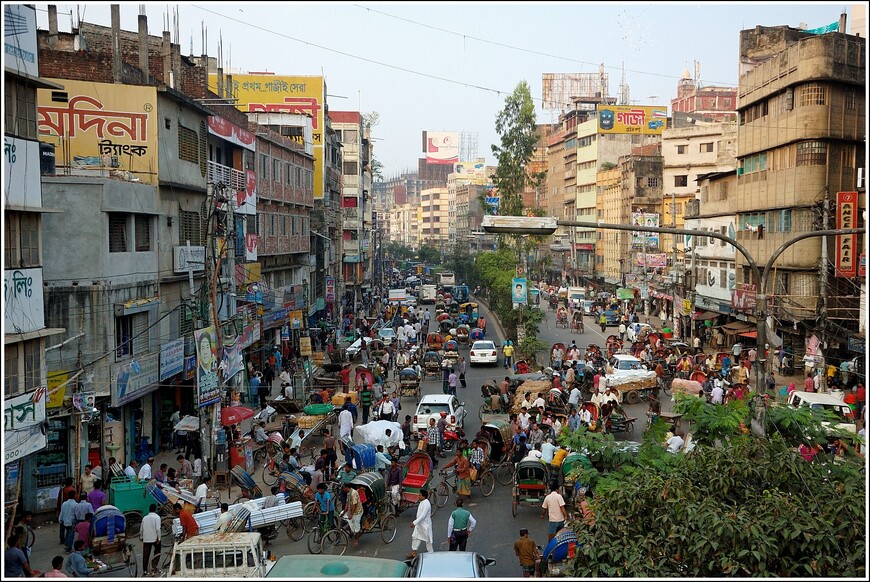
[442,339,460,366]
[560,452,593,511]
[398,367,421,400]
[512,459,549,517]
[470,327,485,341]
[145,482,197,541]
[439,319,454,335]
[370,339,387,359]
[394,452,437,516]
[478,383,506,419]
[107,475,155,536]
[422,351,442,379]
[86,505,138,577]
[426,332,444,352]
[556,307,569,328]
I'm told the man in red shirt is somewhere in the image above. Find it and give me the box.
[174,503,199,541]
[804,373,815,393]
[339,364,351,393]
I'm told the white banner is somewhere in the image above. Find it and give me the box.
[4,388,47,464]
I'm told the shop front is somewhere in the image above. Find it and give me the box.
[110,352,161,466]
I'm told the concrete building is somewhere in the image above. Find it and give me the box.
[735,23,865,373]
[670,67,738,123]
[595,167,621,284]
[420,187,449,251]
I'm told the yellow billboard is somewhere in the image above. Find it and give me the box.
[38,80,159,184]
[597,105,668,135]
[211,74,325,199]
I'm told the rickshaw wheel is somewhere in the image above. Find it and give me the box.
[511,493,518,517]
[321,529,348,555]
[123,511,142,537]
[262,465,279,487]
[625,390,640,405]
[478,471,495,496]
[496,463,514,486]
[306,528,325,554]
[434,482,450,508]
[478,403,488,420]
[623,420,635,436]
[160,514,175,540]
[380,514,397,543]
[303,501,319,531]
[286,517,306,541]
[126,547,139,577]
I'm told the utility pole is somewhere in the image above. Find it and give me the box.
[818,187,829,392]
[671,191,679,337]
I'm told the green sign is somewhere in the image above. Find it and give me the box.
[617,288,635,300]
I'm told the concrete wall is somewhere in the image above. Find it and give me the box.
[157,93,209,190]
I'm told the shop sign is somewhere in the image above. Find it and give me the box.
[281,325,290,341]
[183,355,197,380]
[325,277,335,302]
[112,352,159,407]
[194,326,221,407]
[221,341,244,380]
[5,462,20,500]
[616,288,634,300]
[46,370,68,408]
[238,323,260,350]
[262,307,290,330]
[847,336,865,354]
[4,388,48,464]
[290,310,303,330]
[835,192,858,278]
[682,299,693,316]
[159,338,185,381]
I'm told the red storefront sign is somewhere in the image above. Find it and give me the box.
[835,191,857,278]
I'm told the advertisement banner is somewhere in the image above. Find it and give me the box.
[221,341,244,381]
[835,192,857,278]
[112,352,159,407]
[4,388,47,464]
[300,337,312,357]
[194,326,221,407]
[635,253,668,268]
[290,310,304,330]
[38,80,159,184]
[616,288,635,300]
[159,338,185,381]
[731,283,757,312]
[46,371,68,408]
[4,5,39,78]
[325,277,335,302]
[453,160,487,184]
[512,278,528,307]
[598,105,668,135]
[214,74,325,199]
[631,213,660,248]
[425,131,460,165]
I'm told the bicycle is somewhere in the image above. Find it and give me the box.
[306,510,344,555]
[434,466,495,508]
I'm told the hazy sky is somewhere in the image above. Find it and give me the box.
[34,2,849,177]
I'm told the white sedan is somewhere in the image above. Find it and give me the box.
[469,340,499,366]
[377,327,396,345]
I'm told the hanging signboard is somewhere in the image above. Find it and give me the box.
[835,192,857,278]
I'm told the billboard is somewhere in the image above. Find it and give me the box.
[598,105,668,135]
[213,74,325,199]
[631,212,660,249]
[453,160,487,184]
[194,326,221,407]
[835,192,858,278]
[38,80,159,184]
[425,131,460,165]
[512,278,528,307]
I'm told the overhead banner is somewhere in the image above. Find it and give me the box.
[325,277,336,302]
[835,191,857,278]
[453,160,487,184]
[598,105,668,134]
[512,277,528,307]
[424,131,460,165]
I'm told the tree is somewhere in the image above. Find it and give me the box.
[417,245,440,265]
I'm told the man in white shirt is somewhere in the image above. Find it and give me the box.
[338,406,354,440]
[524,444,543,462]
[140,504,162,573]
[540,439,556,464]
[580,407,593,427]
[517,407,532,432]
[710,383,725,404]
[215,503,234,533]
[125,460,138,479]
[532,393,546,412]
[194,474,211,511]
[598,374,609,394]
[397,325,407,348]
[568,385,583,408]
[666,431,686,454]
[138,457,153,481]
[254,422,269,444]
[192,457,202,487]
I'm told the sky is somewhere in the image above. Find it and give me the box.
[33,1,851,178]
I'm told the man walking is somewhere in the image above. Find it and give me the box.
[360,381,374,425]
[407,489,433,559]
[341,483,363,548]
[457,357,467,389]
[448,368,458,396]
[140,504,161,574]
[514,528,541,578]
[447,497,476,551]
[541,482,568,542]
[59,490,78,551]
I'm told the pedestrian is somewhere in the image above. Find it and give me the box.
[73,493,93,527]
[765,371,776,395]
[194,474,211,511]
[448,368,458,396]
[138,456,154,481]
[56,477,76,545]
[458,357,467,389]
[504,341,515,370]
[78,464,96,497]
[425,418,442,467]
[407,489,434,559]
[170,409,186,454]
[4,534,33,578]
[338,401,354,440]
[514,528,541,578]
[341,483,363,548]
[140,504,162,574]
[447,497,476,551]
[173,502,198,541]
[73,512,92,551]
[441,365,450,395]
[541,482,568,542]
[177,454,194,481]
[377,394,396,424]
[124,459,138,479]
[58,490,78,551]
[359,380,374,424]
[314,482,336,530]
[11,512,35,563]
[386,458,403,510]
[87,480,106,512]
[43,556,67,578]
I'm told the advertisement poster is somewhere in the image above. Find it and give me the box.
[512,278,528,307]
[194,326,221,407]
[835,191,857,277]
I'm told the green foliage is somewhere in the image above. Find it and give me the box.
[417,245,440,265]
[558,431,865,577]
[383,242,416,261]
[674,392,750,445]
[765,401,856,446]
[442,241,473,285]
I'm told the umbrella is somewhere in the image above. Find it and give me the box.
[173,415,199,432]
[220,406,255,426]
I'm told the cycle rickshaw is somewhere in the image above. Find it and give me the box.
[398,366,421,400]
[422,351,442,379]
[512,459,549,517]
[571,311,585,334]
[394,452,437,516]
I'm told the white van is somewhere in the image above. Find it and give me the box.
[168,532,275,578]
[568,287,586,309]
[786,391,856,434]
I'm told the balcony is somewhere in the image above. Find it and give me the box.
[207,160,245,191]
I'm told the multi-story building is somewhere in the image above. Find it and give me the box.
[3,4,66,516]
[671,67,738,123]
[420,187,449,251]
[735,23,865,373]
[595,167,621,285]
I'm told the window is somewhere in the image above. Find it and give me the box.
[115,312,149,359]
[178,124,199,163]
[799,83,826,107]
[4,211,40,268]
[260,153,268,175]
[796,142,826,166]
[845,90,856,111]
[676,145,687,154]
[647,177,659,188]
[343,161,358,175]
[719,269,727,289]
[700,142,714,153]
[4,78,38,139]
[109,213,128,253]
[5,343,20,397]
[674,175,688,187]
[273,159,281,182]
[24,340,41,391]
[343,129,358,144]
[777,209,792,233]
[286,162,292,184]
[135,215,151,252]
[179,210,203,245]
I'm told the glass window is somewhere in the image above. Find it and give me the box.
[676,145,687,154]
[135,215,151,252]
[799,83,826,107]
[674,175,688,187]
[796,142,826,166]
[116,314,133,359]
[109,213,128,253]
[700,142,714,153]
[24,339,41,391]
[5,342,20,396]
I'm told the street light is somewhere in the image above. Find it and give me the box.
[482,214,865,433]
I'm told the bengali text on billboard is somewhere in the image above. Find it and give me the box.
[598,105,668,135]
[835,192,857,278]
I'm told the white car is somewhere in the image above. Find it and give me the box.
[469,340,499,366]
[377,327,396,345]
[412,394,467,436]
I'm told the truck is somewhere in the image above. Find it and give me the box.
[419,284,437,304]
[388,288,407,303]
[436,271,456,287]
[567,287,586,310]
[167,532,275,578]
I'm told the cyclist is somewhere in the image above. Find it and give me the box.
[313,482,335,530]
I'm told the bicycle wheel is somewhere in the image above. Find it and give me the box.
[434,481,451,508]
[478,403,488,420]
[496,462,514,486]
[306,527,325,554]
[511,491,518,517]
[303,501,319,531]
[662,378,672,395]
[123,511,142,537]
[125,544,139,577]
[286,517,305,541]
[478,471,495,497]
[321,528,348,555]
[262,464,279,487]
[380,514,397,543]
[160,514,175,540]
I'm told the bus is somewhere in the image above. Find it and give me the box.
[436,271,456,287]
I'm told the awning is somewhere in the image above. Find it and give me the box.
[693,311,720,321]
[739,330,758,338]
[720,321,754,333]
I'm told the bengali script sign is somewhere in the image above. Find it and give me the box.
[4,388,47,463]
[194,326,221,407]
[598,105,668,135]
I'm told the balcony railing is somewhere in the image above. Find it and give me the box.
[207,161,246,192]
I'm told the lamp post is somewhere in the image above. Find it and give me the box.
[482,215,865,435]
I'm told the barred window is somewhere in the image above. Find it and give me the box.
[4,78,38,139]
[5,343,20,397]
[5,211,41,267]
[179,210,203,245]
[178,124,199,163]
[799,83,826,107]
[845,89,856,110]
[135,214,151,252]
[273,159,281,182]
[796,141,826,166]
[260,153,268,175]
[647,177,659,188]
[109,213,128,253]
[24,339,41,391]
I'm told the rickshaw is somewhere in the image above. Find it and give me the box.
[556,306,569,328]
[426,332,444,351]
[461,302,480,327]
[571,311,585,334]
[548,294,559,311]
[714,352,732,372]
[422,351,442,379]
[369,339,386,358]
[448,300,461,316]
[470,327,485,341]
[513,359,530,374]
[477,419,515,485]
[354,366,376,392]
[541,527,581,577]
[439,319,454,335]
[437,312,452,323]
[550,342,567,368]
[455,324,471,345]
[478,383,506,419]
[398,367,421,399]
[87,505,139,577]
[457,313,470,325]
[442,340,460,364]
[394,452,437,516]
[690,370,708,384]
[561,452,593,509]
[512,459,549,517]
[309,472,397,555]
[434,300,446,314]
[606,335,623,354]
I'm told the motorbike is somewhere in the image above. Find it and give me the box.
[441,424,465,453]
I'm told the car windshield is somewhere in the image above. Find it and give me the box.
[472,342,495,350]
[613,358,641,370]
[417,402,451,415]
[380,329,395,336]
